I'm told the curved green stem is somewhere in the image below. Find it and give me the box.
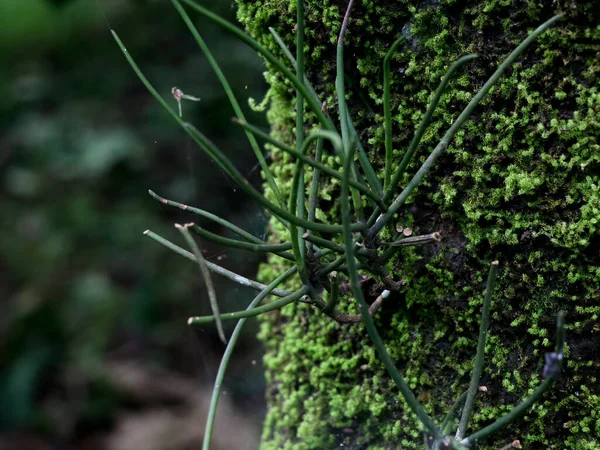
[188,286,309,325]
[189,224,294,259]
[322,272,340,315]
[172,0,284,208]
[383,36,406,191]
[461,311,566,447]
[301,129,344,166]
[149,190,263,244]
[345,107,383,197]
[368,14,563,237]
[456,261,499,439]
[176,224,227,344]
[179,0,331,130]
[143,229,294,297]
[441,391,468,434]
[462,379,550,447]
[288,0,309,287]
[236,121,386,210]
[202,266,297,450]
[384,54,476,203]
[340,129,441,438]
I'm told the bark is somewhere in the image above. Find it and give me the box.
[235,1,600,448]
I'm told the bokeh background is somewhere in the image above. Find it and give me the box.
[0,1,271,448]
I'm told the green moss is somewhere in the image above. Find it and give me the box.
[235,0,599,448]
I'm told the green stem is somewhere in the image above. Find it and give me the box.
[462,378,553,447]
[188,286,309,325]
[189,224,294,259]
[383,54,477,204]
[339,129,441,438]
[288,0,309,287]
[149,190,263,244]
[383,36,406,191]
[461,311,566,447]
[367,14,563,237]
[317,253,347,276]
[376,240,411,267]
[302,233,369,257]
[441,391,468,434]
[456,261,499,440]
[144,229,294,297]
[202,266,297,450]
[113,29,366,234]
[317,243,369,277]
[176,224,227,344]
[304,127,344,159]
[172,0,284,208]
[307,136,324,227]
[149,190,294,260]
[345,107,383,197]
[236,121,385,209]
[322,272,340,315]
[179,0,331,130]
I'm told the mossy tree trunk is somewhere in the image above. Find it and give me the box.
[235,1,599,448]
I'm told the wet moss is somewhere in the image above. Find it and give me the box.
[236,0,600,448]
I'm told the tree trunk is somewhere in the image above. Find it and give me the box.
[235,1,599,448]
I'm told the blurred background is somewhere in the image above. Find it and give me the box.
[0,0,272,448]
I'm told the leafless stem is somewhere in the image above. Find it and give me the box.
[338,0,355,45]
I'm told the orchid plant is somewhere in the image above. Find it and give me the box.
[111,1,567,448]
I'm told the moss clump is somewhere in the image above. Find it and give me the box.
[236,0,600,448]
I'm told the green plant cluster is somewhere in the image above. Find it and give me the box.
[234,0,599,449]
[113,0,595,448]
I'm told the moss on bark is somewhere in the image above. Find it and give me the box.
[235,0,599,448]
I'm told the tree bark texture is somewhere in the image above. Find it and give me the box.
[235,0,599,448]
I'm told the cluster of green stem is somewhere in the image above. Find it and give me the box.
[113,1,568,448]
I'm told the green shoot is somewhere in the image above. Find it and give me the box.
[202,266,298,450]
[171,0,285,208]
[456,261,499,439]
[383,36,406,191]
[176,223,227,344]
[368,14,564,238]
[143,229,293,297]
